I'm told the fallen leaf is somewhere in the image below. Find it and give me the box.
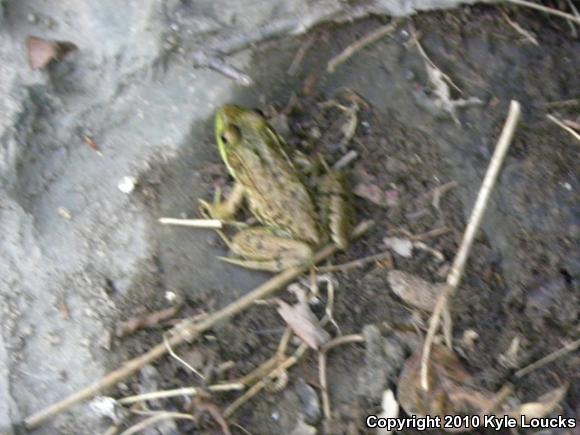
[353,182,385,206]
[26,36,77,70]
[378,389,399,435]
[508,384,568,420]
[383,237,413,258]
[397,344,494,421]
[387,270,445,311]
[277,300,330,350]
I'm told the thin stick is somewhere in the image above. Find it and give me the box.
[327,19,402,73]
[23,220,373,430]
[501,9,539,46]
[118,383,245,405]
[158,217,223,229]
[319,352,331,420]
[317,252,393,273]
[420,101,521,391]
[506,0,580,25]
[547,114,580,143]
[120,412,195,435]
[318,334,366,421]
[223,344,308,418]
[515,338,580,378]
[287,34,316,76]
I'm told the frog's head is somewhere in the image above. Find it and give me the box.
[215,104,268,172]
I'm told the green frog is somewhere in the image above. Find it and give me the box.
[200,104,351,271]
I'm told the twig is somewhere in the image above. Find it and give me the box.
[120,412,195,435]
[515,338,580,378]
[542,98,580,108]
[223,344,308,418]
[158,217,223,229]
[410,24,463,95]
[501,9,539,46]
[547,114,580,143]
[118,383,245,405]
[327,19,402,73]
[333,150,359,170]
[420,101,521,391]
[317,251,393,273]
[318,334,366,421]
[319,352,331,420]
[287,34,317,76]
[505,0,580,25]
[164,333,205,380]
[23,220,373,430]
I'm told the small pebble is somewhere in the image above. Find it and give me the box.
[57,207,72,220]
[118,176,136,193]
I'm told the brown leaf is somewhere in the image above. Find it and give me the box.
[353,182,386,206]
[397,344,494,422]
[26,36,77,70]
[277,300,330,350]
[507,384,568,420]
[387,270,445,311]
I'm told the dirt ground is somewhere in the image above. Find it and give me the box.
[1,3,579,435]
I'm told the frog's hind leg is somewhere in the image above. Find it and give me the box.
[219,227,313,272]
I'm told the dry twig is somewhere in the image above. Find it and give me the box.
[506,0,580,25]
[420,101,521,391]
[547,114,580,143]
[501,9,539,46]
[515,338,580,378]
[23,220,373,430]
[327,19,402,73]
[118,383,244,405]
[158,217,223,229]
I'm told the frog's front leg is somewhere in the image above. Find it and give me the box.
[219,227,313,272]
[199,182,245,221]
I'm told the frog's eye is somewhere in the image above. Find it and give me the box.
[220,125,241,146]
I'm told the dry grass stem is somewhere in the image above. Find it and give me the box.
[288,34,317,75]
[120,412,195,435]
[506,0,580,25]
[318,251,393,273]
[420,101,522,391]
[320,334,365,353]
[515,338,580,378]
[501,9,539,45]
[327,19,402,73]
[547,114,580,143]
[118,383,245,405]
[23,220,373,430]
[158,217,223,229]
[410,25,463,94]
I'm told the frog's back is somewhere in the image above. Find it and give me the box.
[233,136,320,245]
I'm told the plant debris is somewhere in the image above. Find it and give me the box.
[115,305,182,338]
[26,36,77,70]
[277,299,331,350]
[387,270,445,311]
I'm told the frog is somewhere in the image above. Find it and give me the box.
[200,104,351,271]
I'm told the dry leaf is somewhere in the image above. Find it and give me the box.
[397,344,494,422]
[277,300,330,349]
[384,237,413,258]
[353,182,384,205]
[387,270,445,311]
[26,36,77,70]
[507,384,568,420]
[378,390,399,435]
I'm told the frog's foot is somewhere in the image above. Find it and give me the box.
[199,182,245,221]
[220,228,313,272]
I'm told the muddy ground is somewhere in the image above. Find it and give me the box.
[0,2,579,435]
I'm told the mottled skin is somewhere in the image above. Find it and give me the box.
[201,105,350,271]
